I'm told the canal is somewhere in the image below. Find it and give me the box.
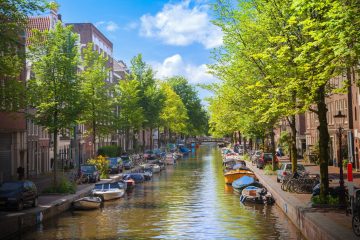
[23,143,303,239]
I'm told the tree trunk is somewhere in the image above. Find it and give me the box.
[125,128,129,152]
[142,129,146,151]
[262,138,265,151]
[289,115,298,173]
[150,127,153,149]
[53,128,58,186]
[316,85,330,202]
[270,130,276,171]
[93,119,96,157]
[157,126,160,148]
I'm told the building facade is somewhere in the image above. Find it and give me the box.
[66,23,115,159]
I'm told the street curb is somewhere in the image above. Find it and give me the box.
[246,163,357,240]
[0,174,122,240]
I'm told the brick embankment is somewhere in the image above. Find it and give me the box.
[0,174,123,240]
[246,163,357,240]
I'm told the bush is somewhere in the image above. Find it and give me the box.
[87,155,109,179]
[97,145,121,158]
[311,195,339,205]
[243,153,250,162]
[264,164,278,175]
[343,159,348,169]
[43,177,76,194]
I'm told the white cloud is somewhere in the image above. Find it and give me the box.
[95,21,119,32]
[140,0,223,49]
[124,21,138,30]
[105,21,119,32]
[151,54,218,85]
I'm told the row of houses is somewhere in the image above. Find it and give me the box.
[272,71,360,170]
[0,8,155,181]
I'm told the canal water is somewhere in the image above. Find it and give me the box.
[23,143,303,240]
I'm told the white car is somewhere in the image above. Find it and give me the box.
[276,163,306,183]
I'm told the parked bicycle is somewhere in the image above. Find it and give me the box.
[281,172,319,194]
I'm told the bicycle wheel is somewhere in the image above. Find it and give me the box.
[353,215,360,236]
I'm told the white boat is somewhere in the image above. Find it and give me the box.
[150,164,160,173]
[73,196,102,210]
[240,186,274,204]
[165,153,175,165]
[92,182,125,201]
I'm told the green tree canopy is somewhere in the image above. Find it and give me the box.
[79,42,113,154]
[27,22,81,185]
[167,76,209,135]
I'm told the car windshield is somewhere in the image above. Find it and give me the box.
[0,182,22,191]
[81,165,95,172]
[264,154,272,161]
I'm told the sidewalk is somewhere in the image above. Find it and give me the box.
[246,159,358,240]
[0,173,123,240]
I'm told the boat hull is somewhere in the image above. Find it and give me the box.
[73,197,102,210]
[93,189,125,201]
[224,170,255,184]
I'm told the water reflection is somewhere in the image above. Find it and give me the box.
[23,143,303,239]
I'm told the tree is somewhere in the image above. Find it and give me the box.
[79,43,113,156]
[0,0,48,111]
[27,22,81,186]
[159,83,188,141]
[167,76,209,136]
[128,54,165,149]
[115,79,144,151]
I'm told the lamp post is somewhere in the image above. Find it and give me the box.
[334,110,346,206]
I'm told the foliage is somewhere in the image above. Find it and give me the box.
[264,164,278,175]
[243,153,250,162]
[0,0,48,111]
[167,76,209,135]
[159,83,189,134]
[87,155,109,179]
[343,159,349,169]
[43,177,76,194]
[27,22,81,185]
[79,42,113,153]
[312,195,339,205]
[98,145,121,158]
[279,131,291,155]
[129,54,165,130]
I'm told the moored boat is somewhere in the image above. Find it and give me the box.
[232,176,262,194]
[240,186,274,204]
[92,182,125,201]
[73,196,102,210]
[165,153,176,165]
[224,169,255,184]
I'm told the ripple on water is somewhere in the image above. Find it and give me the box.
[23,144,304,240]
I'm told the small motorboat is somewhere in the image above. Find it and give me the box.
[73,196,102,210]
[140,163,161,173]
[123,173,145,183]
[143,170,153,180]
[224,169,255,184]
[92,182,125,201]
[165,153,176,165]
[240,186,274,204]
[232,176,262,194]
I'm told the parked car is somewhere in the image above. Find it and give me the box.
[276,163,306,182]
[256,153,278,169]
[107,157,123,174]
[122,159,134,170]
[81,164,100,183]
[0,180,38,210]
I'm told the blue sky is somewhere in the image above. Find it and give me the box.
[55,0,221,102]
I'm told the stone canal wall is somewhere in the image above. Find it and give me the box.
[0,174,123,240]
[246,163,356,240]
